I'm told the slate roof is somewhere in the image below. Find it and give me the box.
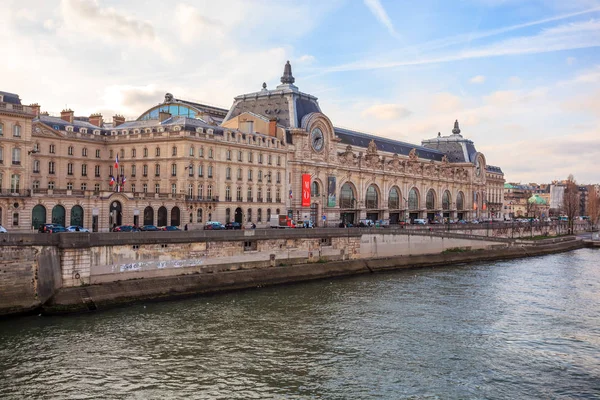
[0,91,22,105]
[334,127,445,161]
[38,115,105,132]
[486,165,503,174]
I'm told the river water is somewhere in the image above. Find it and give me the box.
[1,249,599,399]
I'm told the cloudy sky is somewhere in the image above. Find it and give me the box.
[1,0,599,184]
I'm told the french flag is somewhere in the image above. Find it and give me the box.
[109,175,115,186]
[289,189,293,199]
[114,154,119,170]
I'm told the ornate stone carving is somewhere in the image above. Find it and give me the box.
[408,148,418,161]
[338,145,358,166]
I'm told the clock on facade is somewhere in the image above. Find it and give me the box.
[311,128,324,152]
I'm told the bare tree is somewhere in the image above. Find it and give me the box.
[563,174,579,234]
[587,185,600,230]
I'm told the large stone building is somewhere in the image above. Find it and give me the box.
[1,62,504,232]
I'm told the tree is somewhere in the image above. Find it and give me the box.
[587,185,600,230]
[563,174,579,234]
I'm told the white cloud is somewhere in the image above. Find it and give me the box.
[363,0,400,39]
[567,56,577,65]
[362,104,412,120]
[431,92,463,113]
[297,55,316,64]
[470,75,486,84]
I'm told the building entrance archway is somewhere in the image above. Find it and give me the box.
[52,205,66,226]
[32,205,46,230]
[157,206,168,227]
[234,207,243,224]
[143,206,154,226]
[109,201,122,228]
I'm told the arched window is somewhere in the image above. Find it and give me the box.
[388,187,400,210]
[257,208,262,222]
[456,192,464,210]
[225,208,231,223]
[426,189,436,210]
[340,183,355,208]
[247,208,252,222]
[408,188,419,210]
[197,208,203,223]
[311,181,320,197]
[365,185,378,209]
[267,208,271,221]
[442,191,451,210]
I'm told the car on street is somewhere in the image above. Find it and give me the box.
[66,225,90,232]
[139,225,160,231]
[162,226,181,231]
[204,221,225,230]
[225,222,242,230]
[0,225,7,233]
[39,223,65,233]
[48,226,68,233]
[412,219,427,225]
[112,225,140,232]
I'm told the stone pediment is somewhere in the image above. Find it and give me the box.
[33,122,66,139]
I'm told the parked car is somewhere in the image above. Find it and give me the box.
[0,225,7,233]
[162,226,181,231]
[112,225,139,232]
[204,221,225,230]
[66,225,90,233]
[412,219,427,225]
[39,223,65,233]
[139,225,160,231]
[225,222,242,230]
[48,226,68,233]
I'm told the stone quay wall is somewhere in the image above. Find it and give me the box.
[0,225,588,316]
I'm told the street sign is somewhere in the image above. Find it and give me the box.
[322,215,326,221]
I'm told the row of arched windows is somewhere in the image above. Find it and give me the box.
[335,182,466,211]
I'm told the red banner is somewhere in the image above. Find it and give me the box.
[301,174,311,207]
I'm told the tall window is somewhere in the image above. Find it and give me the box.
[131,165,136,177]
[155,183,160,194]
[248,152,253,163]
[81,164,87,176]
[198,185,203,198]
[49,161,55,174]
[189,146,194,157]
[12,148,21,165]
[67,163,73,175]
[144,148,148,157]
[277,156,281,166]
[188,184,193,196]
[68,146,73,156]
[238,168,243,181]
[408,188,419,210]
[131,184,136,193]
[237,151,242,161]
[207,166,213,178]
[50,144,55,154]
[246,187,251,201]
[13,124,21,137]
[188,165,194,177]
[0,147,3,164]
[81,183,87,191]
[67,182,73,190]
[143,164,148,176]
[225,186,231,201]
[0,122,3,136]
[365,185,378,209]
[171,164,177,176]
[226,167,231,180]
[257,209,262,222]
[120,149,124,158]
[155,147,160,156]
[276,189,281,202]
[266,187,272,202]
[48,181,55,189]
[10,174,20,191]
[171,183,177,194]
[258,153,263,164]
[340,183,355,208]
[388,187,400,210]
[207,185,213,198]
[131,148,136,158]
[94,183,100,192]
[143,183,148,193]
[155,164,160,176]
[82,148,88,157]
[442,191,451,210]
[257,187,263,202]
[226,150,231,160]
[172,146,177,156]
[199,147,204,158]
[95,149,100,158]
[208,148,213,159]
[426,189,436,210]
[247,208,252,222]
[276,172,281,184]
[258,170,263,182]
[456,192,464,211]
[198,164,203,177]
[33,160,40,173]
[268,155,272,165]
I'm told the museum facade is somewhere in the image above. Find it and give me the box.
[0,62,504,232]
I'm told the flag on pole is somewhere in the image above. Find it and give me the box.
[121,175,126,185]
[109,175,115,186]
[114,154,119,170]
[289,189,293,199]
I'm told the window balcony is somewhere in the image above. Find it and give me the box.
[12,161,21,165]
[0,189,31,197]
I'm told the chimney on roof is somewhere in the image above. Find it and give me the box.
[61,109,74,123]
[268,118,277,137]
[30,103,41,117]
[113,114,125,127]
[89,113,103,127]
[159,110,171,122]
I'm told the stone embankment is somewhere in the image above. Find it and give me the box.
[0,227,591,316]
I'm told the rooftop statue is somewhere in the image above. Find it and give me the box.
[280,61,295,85]
[452,119,461,135]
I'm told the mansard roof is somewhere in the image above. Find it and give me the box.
[334,127,446,161]
[421,120,479,163]
[486,165,503,174]
[0,91,22,105]
[37,115,105,132]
